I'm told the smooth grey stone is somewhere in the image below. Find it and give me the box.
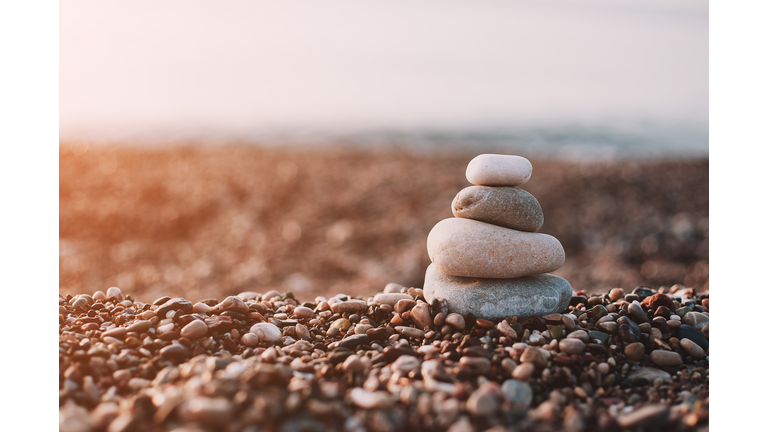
[452,186,543,232]
[422,264,572,319]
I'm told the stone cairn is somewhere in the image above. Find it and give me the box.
[423,154,572,319]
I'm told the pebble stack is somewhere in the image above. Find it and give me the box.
[59,283,708,432]
[424,154,571,319]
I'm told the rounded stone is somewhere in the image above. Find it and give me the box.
[680,338,706,359]
[241,333,259,347]
[624,342,646,361]
[292,306,314,319]
[451,186,543,232]
[249,323,282,344]
[445,313,466,330]
[423,264,572,319]
[512,362,535,380]
[427,218,565,279]
[180,319,208,340]
[558,338,585,355]
[193,302,211,314]
[650,350,683,367]
[609,288,625,301]
[465,154,532,186]
[106,286,123,300]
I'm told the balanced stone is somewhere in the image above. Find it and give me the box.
[452,186,543,232]
[422,264,572,319]
[465,154,533,186]
[427,218,565,279]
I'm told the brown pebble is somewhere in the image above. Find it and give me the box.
[512,362,535,380]
[410,303,433,330]
[680,338,706,359]
[558,338,585,355]
[433,312,446,327]
[445,313,466,330]
[330,300,368,314]
[609,288,625,301]
[624,342,645,361]
[475,318,494,329]
[650,350,682,366]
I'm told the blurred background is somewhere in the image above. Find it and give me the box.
[59,0,708,302]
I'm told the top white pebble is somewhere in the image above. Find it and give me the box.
[465,154,532,186]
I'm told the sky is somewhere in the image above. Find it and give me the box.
[60,0,708,142]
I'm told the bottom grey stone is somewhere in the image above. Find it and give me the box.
[422,264,573,319]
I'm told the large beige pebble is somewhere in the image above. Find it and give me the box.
[466,154,533,186]
[452,186,543,232]
[427,218,565,279]
[180,320,208,340]
[249,323,282,344]
[423,264,572,319]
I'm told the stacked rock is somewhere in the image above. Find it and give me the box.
[423,154,572,319]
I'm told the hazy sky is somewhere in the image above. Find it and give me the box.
[60,0,708,141]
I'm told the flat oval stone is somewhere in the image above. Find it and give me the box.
[466,154,532,186]
[650,350,683,367]
[427,218,565,279]
[160,344,190,362]
[292,306,315,319]
[125,320,152,334]
[395,326,425,339]
[558,338,585,355]
[330,300,368,314]
[680,338,706,359]
[423,264,572,319]
[452,186,543,232]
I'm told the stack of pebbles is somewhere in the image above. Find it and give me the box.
[424,154,572,319]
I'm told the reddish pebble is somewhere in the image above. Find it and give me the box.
[642,293,675,311]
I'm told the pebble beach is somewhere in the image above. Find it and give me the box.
[59,145,709,431]
[59,283,708,432]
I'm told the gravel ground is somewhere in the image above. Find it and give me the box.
[59,145,709,301]
[59,283,709,432]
